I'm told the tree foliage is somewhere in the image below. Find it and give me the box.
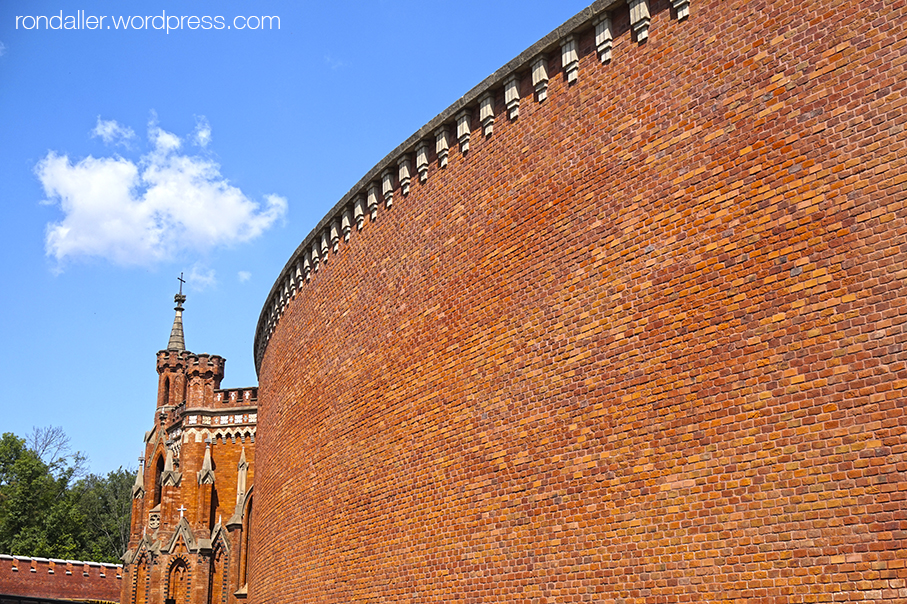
[0,428,132,563]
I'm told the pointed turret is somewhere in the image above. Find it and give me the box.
[236,446,249,504]
[197,441,215,485]
[167,293,187,351]
[132,458,145,499]
[161,446,181,487]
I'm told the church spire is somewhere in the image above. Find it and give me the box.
[167,273,187,351]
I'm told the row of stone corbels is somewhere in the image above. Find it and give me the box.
[255,0,691,368]
[0,554,122,576]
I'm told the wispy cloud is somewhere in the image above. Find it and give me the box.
[187,264,217,291]
[0,42,7,58]
[238,270,251,283]
[91,117,135,146]
[38,118,287,268]
[193,116,211,148]
[323,54,344,70]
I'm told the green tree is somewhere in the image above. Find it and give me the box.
[0,432,79,557]
[72,467,134,562]
[0,430,132,563]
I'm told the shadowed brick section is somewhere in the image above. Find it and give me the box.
[0,555,121,603]
[252,0,907,602]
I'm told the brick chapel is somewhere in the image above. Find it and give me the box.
[120,290,257,604]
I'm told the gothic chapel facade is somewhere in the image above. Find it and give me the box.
[121,292,257,604]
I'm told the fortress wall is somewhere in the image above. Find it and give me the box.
[251,0,907,601]
[0,555,122,603]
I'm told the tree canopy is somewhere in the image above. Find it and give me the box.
[0,429,132,563]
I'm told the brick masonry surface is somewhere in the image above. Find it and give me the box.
[251,0,907,601]
[0,556,121,603]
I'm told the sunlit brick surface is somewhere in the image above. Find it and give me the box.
[252,0,907,601]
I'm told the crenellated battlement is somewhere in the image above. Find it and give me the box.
[215,387,258,405]
[253,0,692,373]
[157,350,225,376]
[156,349,225,410]
[0,554,121,603]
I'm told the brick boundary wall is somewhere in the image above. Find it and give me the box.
[251,0,907,601]
[0,556,121,603]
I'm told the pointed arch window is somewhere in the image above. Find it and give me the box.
[237,494,253,594]
[208,545,228,604]
[134,554,149,604]
[166,558,189,604]
[162,376,171,407]
[153,454,165,507]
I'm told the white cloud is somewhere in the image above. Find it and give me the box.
[193,116,212,148]
[238,271,251,283]
[0,42,7,57]
[91,117,135,146]
[38,120,287,267]
[324,54,344,70]
[187,264,217,290]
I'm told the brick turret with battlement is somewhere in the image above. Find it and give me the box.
[121,291,256,604]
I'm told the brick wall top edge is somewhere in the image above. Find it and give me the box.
[0,555,122,569]
[253,0,627,373]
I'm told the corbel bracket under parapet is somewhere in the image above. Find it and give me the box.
[629,0,650,42]
[595,14,613,63]
[672,0,690,20]
[531,57,549,102]
[479,93,494,136]
[505,75,520,119]
[561,36,579,84]
[435,127,450,168]
[398,155,412,195]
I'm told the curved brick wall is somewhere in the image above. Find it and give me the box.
[251,0,907,601]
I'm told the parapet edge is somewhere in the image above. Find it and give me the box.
[253,0,691,374]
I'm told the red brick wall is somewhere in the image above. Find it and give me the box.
[252,0,907,601]
[0,556,121,602]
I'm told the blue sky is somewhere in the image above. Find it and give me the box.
[0,0,592,474]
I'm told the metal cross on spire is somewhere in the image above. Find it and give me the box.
[168,273,187,350]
